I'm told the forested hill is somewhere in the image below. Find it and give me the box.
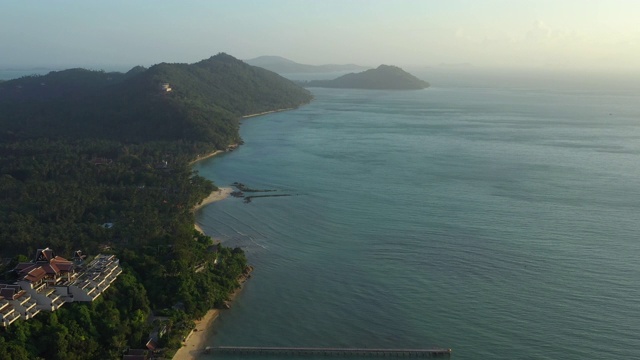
[245,55,369,73]
[304,64,429,90]
[0,53,310,359]
[0,53,312,147]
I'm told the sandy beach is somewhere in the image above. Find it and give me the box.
[193,187,232,233]
[176,134,261,359]
[171,187,234,360]
[172,309,220,360]
[171,264,253,360]
[242,107,295,119]
[189,150,226,165]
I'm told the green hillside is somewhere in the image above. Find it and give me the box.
[245,55,369,73]
[0,53,312,146]
[305,64,429,90]
[0,54,311,359]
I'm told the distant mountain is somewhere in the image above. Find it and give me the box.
[245,55,369,74]
[304,65,429,90]
[0,53,312,146]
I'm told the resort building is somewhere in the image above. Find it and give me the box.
[5,248,122,326]
[64,254,122,302]
[0,284,40,321]
[159,83,172,92]
[0,293,20,328]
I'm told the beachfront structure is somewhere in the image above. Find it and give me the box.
[6,248,122,326]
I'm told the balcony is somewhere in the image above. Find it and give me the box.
[26,307,40,319]
[17,296,31,306]
[46,291,61,301]
[33,282,47,292]
[0,307,19,327]
[52,298,65,310]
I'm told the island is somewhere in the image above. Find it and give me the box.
[245,55,369,74]
[0,53,312,359]
[303,64,430,90]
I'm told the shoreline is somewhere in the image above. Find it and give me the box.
[171,309,220,360]
[189,150,225,165]
[242,107,295,119]
[193,187,232,234]
[177,106,299,360]
[173,186,240,360]
[191,107,302,234]
[171,267,253,360]
[190,107,299,165]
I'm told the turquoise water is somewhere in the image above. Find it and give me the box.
[194,74,640,359]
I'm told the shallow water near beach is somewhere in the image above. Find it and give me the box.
[194,71,640,359]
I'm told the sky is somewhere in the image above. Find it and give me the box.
[2,0,640,72]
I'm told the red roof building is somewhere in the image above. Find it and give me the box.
[14,248,76,287]
[6,248,122,325]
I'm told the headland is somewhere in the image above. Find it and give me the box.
[0,52,310,358]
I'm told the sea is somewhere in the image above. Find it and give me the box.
[194,68,640,360]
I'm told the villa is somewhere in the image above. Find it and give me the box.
[0,284,40,322]
[1,248,122,327]
[0,290,21,327]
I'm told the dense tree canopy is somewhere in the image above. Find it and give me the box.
[0,53,312,144]
[0,53,310,358]
[305,64,430,90]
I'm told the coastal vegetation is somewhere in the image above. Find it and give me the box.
[0,53,312,359]
[0,53,311,146]
[245,55,369,74]
[303,64,429,90]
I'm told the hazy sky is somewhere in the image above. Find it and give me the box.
[2,0,640,71]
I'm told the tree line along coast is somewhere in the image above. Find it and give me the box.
[0,52,428,359]
[0,53,312,359]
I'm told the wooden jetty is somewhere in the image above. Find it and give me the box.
[208,346,452,357]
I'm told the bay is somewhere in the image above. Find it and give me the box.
[194,72,640,359]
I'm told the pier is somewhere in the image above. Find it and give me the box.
[208,346,452,357]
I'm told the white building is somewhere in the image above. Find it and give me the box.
[160,83,172,92]
[0,284,40,321]
[0,296,20,327]
[6,248,123,326]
